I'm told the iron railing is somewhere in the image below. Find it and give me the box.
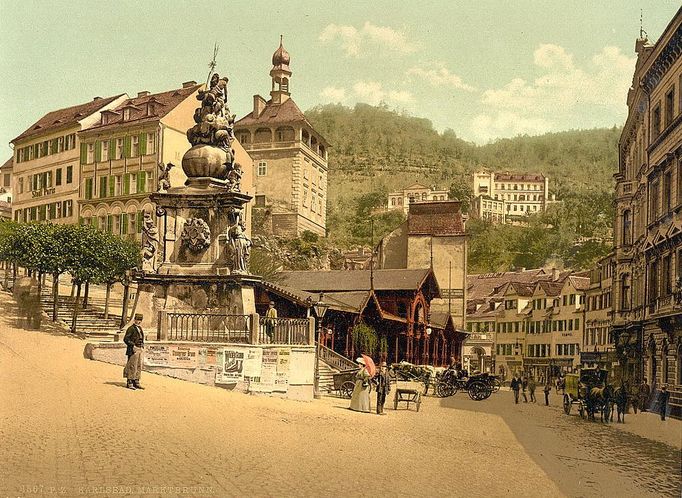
[318,343,357,371]
[258,316,310,345]
[166,312,250,343]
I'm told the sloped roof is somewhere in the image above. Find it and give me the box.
[258,280,317,306]
[277,268,439,295]
[537,280,564,297]
[0,158,12,172]
[87,84,201,132]
[407,201,465,236]
[568,276,590,291]
[495,172,545,182]
[323,291,372,313]
[507,282,535,297]
[467,269,548,300]
[13,94,125,142]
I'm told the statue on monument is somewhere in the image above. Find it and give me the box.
[228,220,251,274]
[141,211,159,272]
[157,162,174,192]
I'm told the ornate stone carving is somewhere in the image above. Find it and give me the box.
[141,211,159,272]
[228,220,251,274]
[157,162,174,192]
[180,218,211,252]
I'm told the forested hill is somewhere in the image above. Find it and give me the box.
[304,103,621,271]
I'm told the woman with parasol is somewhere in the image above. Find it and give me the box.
[349,356,373,413]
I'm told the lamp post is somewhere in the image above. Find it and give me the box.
[312,292,329,400]
[425,326,432,365]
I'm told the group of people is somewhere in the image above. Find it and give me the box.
[349,357,392,415]
[510,374,546,405]
[628,378,671,421]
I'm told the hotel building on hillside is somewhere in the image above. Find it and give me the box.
[234,39,329,237]
[387,183,450,214]
[10,94,128,224]
[613,9,682,417]
[472,171,550,223]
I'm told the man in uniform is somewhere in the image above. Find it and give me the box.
[123,313,145,390]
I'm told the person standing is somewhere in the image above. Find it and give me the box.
[510,375,521,404]
[639,378,651,412]
[375,361,391,415]
[543,381,551,406]
[658,385,670,421]
[521,376,529,403]
[265,301,277,343]
[123,313,145,390]
[528,376,537,403]
[349,357,371,413]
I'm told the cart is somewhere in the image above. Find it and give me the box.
[394,387,422,411]
[563,367,609,419]
[332,369,358,398]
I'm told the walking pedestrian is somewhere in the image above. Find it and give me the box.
[510,374,521,404]
[639,378,651,412]
[543,381,551,406]
[123,313,145,390]
[521,376,529,403]
[658,385,670,421]
[375,361,391,415]
[265,301,277,343]
[349,357,371,413]
[528,376,537,403]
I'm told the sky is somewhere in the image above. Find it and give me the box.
[0,0,680,159]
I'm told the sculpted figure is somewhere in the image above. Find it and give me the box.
[229,220,251,274]
[157,162,174,192]
[141,211,159,272]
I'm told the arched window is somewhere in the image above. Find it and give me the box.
[302,129,310,146]
[254,128,272,143]
[661,341,669,384]
[319,144,326,159]
[422,193,427,200]
[621,274,631,310]
[622,210,632,245]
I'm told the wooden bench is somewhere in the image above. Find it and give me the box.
[394,388,421,412]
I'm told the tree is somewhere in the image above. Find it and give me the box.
[448,182,474,213]
[351,322,378,356]
[92,232,140,319]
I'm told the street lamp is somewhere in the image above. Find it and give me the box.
[312,292,329,400]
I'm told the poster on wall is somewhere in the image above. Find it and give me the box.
[214,349,225,383]
[251,348,277,392]
[198,346,220,370]
[169,345,199,369]
[273,348,291,393]
[144,344,170,367]
[243,348,263,378]
[219,347,245,384]
[289,349,314,385]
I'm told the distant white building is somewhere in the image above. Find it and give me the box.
[0,158,12,221]
[387,183,449,214]
[472,171,551,223]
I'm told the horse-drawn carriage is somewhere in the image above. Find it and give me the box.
[434,368,499,401]
[563,367,612,421]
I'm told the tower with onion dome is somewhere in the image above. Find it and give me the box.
[234,37,329,238]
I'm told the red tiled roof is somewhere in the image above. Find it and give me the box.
[0,158,12,172]
[407,201,465,236]
[235,97,309,127]
[537,280,564,297]
[12,95,125,143]
[568,276,590,291]
[467,269,548,300]
[86,84,202,132]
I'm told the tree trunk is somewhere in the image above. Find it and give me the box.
[70,282,76,298]
[104,283,111,320]
[12,263,17,288]
[71,283,82,334]
[52,273,60,322]
[120,283,130,328]
[83,281,90,309]
[3,261,9,290]
[36,271,43,298]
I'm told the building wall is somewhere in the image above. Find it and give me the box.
[377,221,408,269]
[387,186,449,214]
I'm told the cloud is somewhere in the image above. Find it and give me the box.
[353,81,414,105]
[407,63,476,92]
[320,86,347,102]
[319,21,415,57]
[472,44,635,142]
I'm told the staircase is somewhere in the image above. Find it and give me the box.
[40,294,123,341]
[318,344,357,394]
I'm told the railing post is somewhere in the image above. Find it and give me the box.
[308,316,316,346]
[250,313,260,344]
[158,310,168,340]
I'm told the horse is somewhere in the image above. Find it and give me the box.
[587,384,614,422]
[612,383,628,423]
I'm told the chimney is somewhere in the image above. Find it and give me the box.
[93,96,102,101]
[182,80,197,88]
[253,95,267,118]
[552,267,559,281]
[137,91,150,98]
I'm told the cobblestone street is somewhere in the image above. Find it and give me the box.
[0,290,679,498]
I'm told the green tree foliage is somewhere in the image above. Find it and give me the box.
[351,322,378,356]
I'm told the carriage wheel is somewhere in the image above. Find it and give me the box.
[492,378,501,393]
[468,381,487,401]
[579,402,586,419]
[340,381,355,399]
[563,394,571,415]
[443,383,456,398]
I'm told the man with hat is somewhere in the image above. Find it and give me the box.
[123,313,145,390]
[375,360,391,415]
[265,301,277,343]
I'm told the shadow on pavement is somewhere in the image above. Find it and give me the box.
[103,381,129,389]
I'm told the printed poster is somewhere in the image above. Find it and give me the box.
[198,346,220,370]
[220,347,245,384]
[169,345,199,369]
[214,349,225,383]
[289,350,315,385]
[274,348,291,393]
[243,348,263,378]
[144,344,170,367]
[251,348,277,392]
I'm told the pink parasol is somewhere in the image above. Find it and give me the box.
[361,354,376,377]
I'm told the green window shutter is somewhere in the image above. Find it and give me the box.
[110,138,116,159]
[138,171,146,193]
[124,136,131,158]
[85,178,93,200]
[139,132,147,155]
[123,173,130,195]
[80,143,87,164]
[137,211,144,233]
[121,213,128,234]
[95,140,101,162]
[109,175,115,197]
[107,215,113,233]
[99,176,107,198]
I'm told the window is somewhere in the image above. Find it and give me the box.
[101,141,109,162]
[66,166,73,184]
[257,161,267,176]
[55,168,62,187]
[129,173,138,195]
[116,138,124,159]
[115,175,122,196]
[663,171,672,213]
[146,133,155,154]
[662,254,672,295]
[652,103,661,139]
[86,143,94,163]
[131,135,139,157]
[665,87,674,127]
[650,180,660,220]
[255,195,266,207]
[99,177,107,198]
[18,177,23,194]
[65,134,76,150]
[303,189,308,207]
[621,274,630,310]
[57,136,64,153]
[622,210,631,245]
[84,178,93,200]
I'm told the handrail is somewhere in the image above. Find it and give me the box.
[318,343,357,371]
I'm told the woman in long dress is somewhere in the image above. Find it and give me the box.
[349,357,371,412]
